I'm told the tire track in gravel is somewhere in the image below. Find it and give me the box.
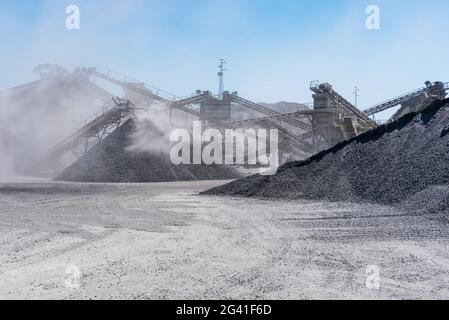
[2,181,449,299]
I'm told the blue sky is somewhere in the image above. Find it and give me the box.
[1,0,448,118]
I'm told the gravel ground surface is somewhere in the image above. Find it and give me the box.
[203,100,449,210]
[1,180,449,299]
[57,119,241,183]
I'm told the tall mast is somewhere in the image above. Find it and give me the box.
[353,86,360,107]
[217,59,227,99]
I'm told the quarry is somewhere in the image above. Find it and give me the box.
[1,63,449,299]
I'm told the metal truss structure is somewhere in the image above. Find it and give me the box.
[31,65,449,171]
[35,97,137,168]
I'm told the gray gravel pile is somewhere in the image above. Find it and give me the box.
[398,185,449,218]
[203,99,449,208]
[57,119,241,183]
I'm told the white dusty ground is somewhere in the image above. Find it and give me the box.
[1,179,449,300]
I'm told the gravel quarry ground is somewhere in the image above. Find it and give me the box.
[1,180,449,299]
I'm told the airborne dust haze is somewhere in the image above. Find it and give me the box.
[0,65,109,178]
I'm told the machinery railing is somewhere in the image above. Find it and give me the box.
[363,81,449,116]
[84,65,180,102]
[38,98,136,161]
[225,92,312,131]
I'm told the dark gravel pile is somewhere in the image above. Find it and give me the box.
[203,99,449,207]
[398,185,449,218]
[56,120,241,183]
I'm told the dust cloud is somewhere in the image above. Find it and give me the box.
[0,64,109,178]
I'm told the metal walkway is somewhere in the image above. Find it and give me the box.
[84,67,314,153]
[310,81,378,128]
[204,114,314,152]
[363,81,449,116]
[85,67,229,124]
[224,92,312,131]
[38,97,136,163]
[87,67,313,131]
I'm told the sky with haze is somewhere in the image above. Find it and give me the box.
[1,0,448,119]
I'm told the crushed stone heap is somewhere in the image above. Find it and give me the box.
[203,99,449,208]
[57,119,241,183]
